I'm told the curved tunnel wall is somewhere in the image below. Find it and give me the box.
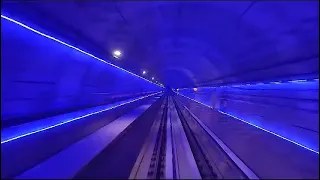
[1,16,162,127]
[178,79,319,153]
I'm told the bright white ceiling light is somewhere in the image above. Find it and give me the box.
[113,50,121,58]
[152,77,155,80]
[142,70,147,75]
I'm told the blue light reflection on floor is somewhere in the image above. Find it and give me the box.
[0,14,163,88]
[176,92,319,154]
[1,92,163,144]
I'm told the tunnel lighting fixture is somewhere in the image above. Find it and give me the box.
[142,70,147,75]
[193,88,198,92]
[152,77,155,80]
[0,14,163,88]
[1,91,163,144]
[113,50,121,57]
[176,92,319,154]
[113,50,121,59]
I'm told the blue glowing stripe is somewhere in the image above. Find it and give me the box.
[1,92,162,144]
[288,79,307,83]
[1,15,164,88]
[269,81,281,84]
[180,77,318,90]
[176,92,319,154]
[217,111,319,154]
[177,93,214,109]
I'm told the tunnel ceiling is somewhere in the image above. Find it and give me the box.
[2,1,319,88]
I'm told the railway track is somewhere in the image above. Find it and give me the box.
[147,96,168,179]
[173,99,219,179]
[129,97,168,179]
[130,95,256,179]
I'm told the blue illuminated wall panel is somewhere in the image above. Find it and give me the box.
[178,80,319,152]
[1,15,162,125]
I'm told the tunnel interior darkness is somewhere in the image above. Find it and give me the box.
[163,68,196,88]
[1,1,319,179]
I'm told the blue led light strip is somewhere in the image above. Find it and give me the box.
[1,91,163,144]
[1,15,164,88]
[176,92,319,154]
[177,78,319,90]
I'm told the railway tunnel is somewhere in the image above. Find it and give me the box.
[1,1,319,179]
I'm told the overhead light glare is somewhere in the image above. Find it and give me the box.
[142,70,147,75]
[113,50,121,56]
